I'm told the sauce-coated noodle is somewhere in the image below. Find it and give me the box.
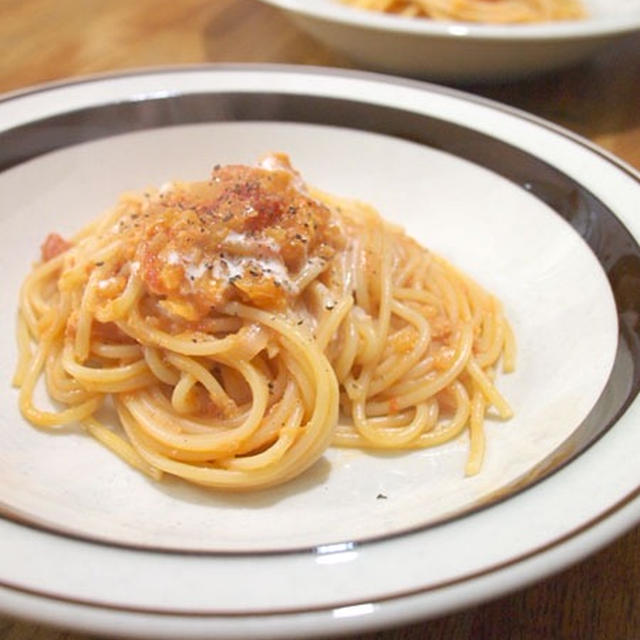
[14,154,514,489]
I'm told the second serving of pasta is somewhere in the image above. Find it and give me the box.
[337,0,585,23]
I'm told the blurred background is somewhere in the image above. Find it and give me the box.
[3,0,639,166]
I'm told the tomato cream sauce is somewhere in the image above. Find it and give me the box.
[113,153,345,321]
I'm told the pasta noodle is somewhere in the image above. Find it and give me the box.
[338,0,585,23]
[14,153,514,490]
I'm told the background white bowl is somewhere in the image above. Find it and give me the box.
[258,0,640,82]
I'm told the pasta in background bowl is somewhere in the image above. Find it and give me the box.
[337,0,586,23]
[258,0,640,81]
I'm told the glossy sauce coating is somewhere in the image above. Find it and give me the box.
[134,155,344,319]
[60,154,343,324]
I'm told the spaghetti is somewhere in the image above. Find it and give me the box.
[14,154,514,489]
[337,0,585,23]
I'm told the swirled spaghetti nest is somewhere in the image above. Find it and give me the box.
[14,153,515,489]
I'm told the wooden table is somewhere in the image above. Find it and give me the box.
[2,1,640,638]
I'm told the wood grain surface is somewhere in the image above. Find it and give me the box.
[1,1,640,638]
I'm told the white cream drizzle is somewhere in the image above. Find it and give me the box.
[166,250,181,265]
[224,230,280,254]
[162,248,293,290]
[185,261,210,281]
[97,277,118,290]
[151,155,335,294]
[213,254,291,289]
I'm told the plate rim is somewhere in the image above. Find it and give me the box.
[0,60,639,180]
[1,64,640,636]
[258,0,640,41]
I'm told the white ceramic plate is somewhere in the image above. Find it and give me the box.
[1,65,640,638]
[259,0,640,81]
